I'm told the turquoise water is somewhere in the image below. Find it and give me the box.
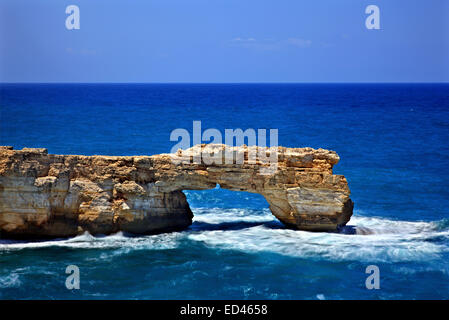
[0,83,449,299]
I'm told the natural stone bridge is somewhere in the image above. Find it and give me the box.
[0,144,353,238]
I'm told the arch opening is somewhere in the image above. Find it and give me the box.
[183,187,284,232]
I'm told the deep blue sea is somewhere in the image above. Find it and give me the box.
[0,83,448,299]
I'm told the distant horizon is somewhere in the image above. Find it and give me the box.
[1,81,448,84]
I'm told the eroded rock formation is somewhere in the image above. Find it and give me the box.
[0,144,353,238]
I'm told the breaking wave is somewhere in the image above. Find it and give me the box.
[1,208,448,263]
[188,208,449,263]
[0,231,183,251]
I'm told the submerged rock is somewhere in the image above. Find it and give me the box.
[0,144,353,238]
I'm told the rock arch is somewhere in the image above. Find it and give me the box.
[0,144,353,238]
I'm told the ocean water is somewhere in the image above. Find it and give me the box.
[0,83,448,299]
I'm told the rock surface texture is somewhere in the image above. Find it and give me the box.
[0,144,353,238]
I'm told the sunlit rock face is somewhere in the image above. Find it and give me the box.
[0,144,353,238]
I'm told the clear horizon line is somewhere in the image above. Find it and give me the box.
[1,81,448,85]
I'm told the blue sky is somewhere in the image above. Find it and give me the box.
[1,0,448,82]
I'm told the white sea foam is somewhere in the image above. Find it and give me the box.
[1,208,448,264]
[0,273,21,288]
[187,209,449,263]
[0,231,183,251]
[192,208,275,224]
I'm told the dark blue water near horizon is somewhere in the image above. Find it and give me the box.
[1,83,449,299]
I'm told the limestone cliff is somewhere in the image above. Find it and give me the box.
[0,144,353,238]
